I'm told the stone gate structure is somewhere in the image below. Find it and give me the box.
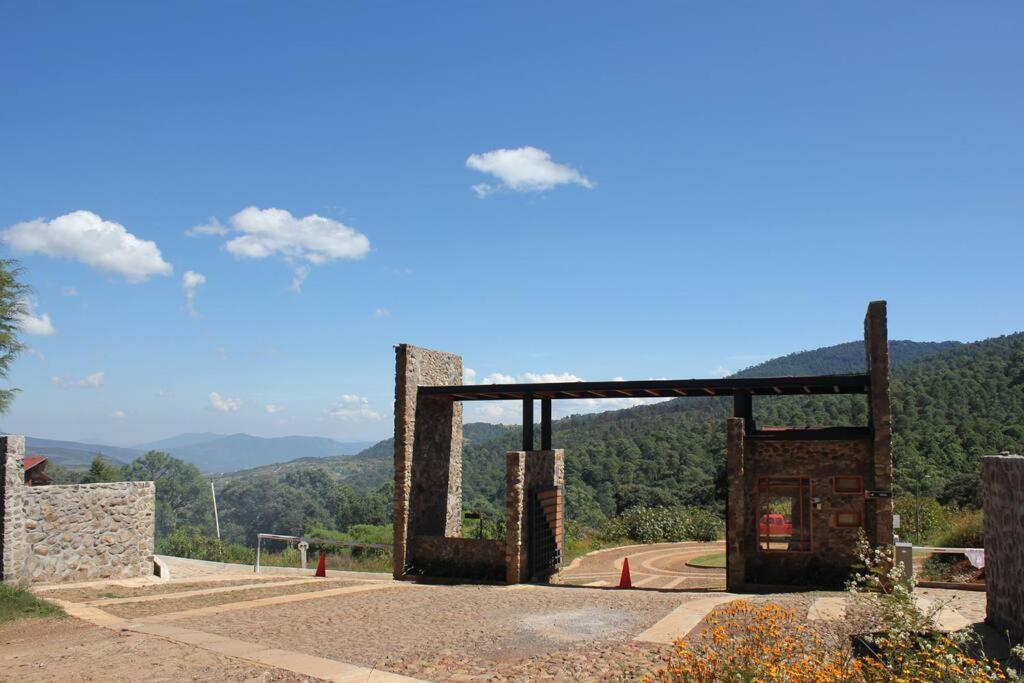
[1,435,155,584]
[393,301,893,589]
[982,454,1024,643]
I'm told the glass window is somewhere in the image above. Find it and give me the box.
[757,477,811,552]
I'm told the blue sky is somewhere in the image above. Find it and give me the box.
[1,2,1021,445]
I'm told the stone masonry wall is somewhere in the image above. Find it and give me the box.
[2,434,155,584]
[407,536,505,581]
[23,482,155,583]
[743,437,874,587]
[1,436,27,583]
[505,450,564,583]
[983,454,1024,642]
[393,344,463,579]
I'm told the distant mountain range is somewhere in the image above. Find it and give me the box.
[21,432,376,473]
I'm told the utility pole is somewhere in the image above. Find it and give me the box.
[211,481,221,540]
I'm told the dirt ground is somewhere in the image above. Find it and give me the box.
[0,617,313,682]
[0,553,990,682]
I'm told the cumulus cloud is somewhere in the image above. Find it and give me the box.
[466,146,594,197]
[209,391,242,412]
[2,211,172,282]
[372,308,391,319]
[463,368,477,384]
[51,371,106,389]
[15,299,56,336]
[182,270,206,318]
[326,394,381,421]
[265,403,285,414]
[195,207,371,290]
[710,366,733,378]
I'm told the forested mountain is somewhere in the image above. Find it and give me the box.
[218,334,1023,536]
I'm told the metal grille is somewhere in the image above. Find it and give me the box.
[528,486,562,581]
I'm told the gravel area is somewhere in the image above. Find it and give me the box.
[43,576,293,603]
[103,579,364,619]
[176,583,697,680]
[0,616,316,682]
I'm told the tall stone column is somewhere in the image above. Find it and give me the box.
[1,435,27,584]
[864,301,893,544]
[505,449,564,584]
[393,344,463,580]
[725,418,746,592]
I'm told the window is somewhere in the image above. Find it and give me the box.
[833,476,863,494]
[832,510,862,528]
[757,477,811,552]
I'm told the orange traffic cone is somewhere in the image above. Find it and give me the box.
[618,557,632,588]
[314,550,326,577]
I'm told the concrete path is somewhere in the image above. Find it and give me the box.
[807,596,847,621]
[634,594,739,644]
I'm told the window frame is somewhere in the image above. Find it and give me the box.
[755,476,813,554]
[833,475,864,495]
[832,510,863,528]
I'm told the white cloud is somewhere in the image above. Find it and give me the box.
[182,270,206,318]
[51,371,105,389]
[288,265,310,293]
[373,307,391,319]
[112,409,126,419]
[463,368,477,384]
[326,394,381,421]
[209,391,242,412]
[26,348,45,361]
[60,286,79,297]
[186,218,228,236]
[710,366,733,378]
[2,210,172,282]
[465,370,671,424]
[265,403,285,414]
[466,146,594,197]
[15,299,56,336]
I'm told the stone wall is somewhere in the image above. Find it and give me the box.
[22,482,155,583]
[739,434,874,587]
[407,536,505,581]
[505,450,564,583]
[2,435,155,584]
[393,344,463,579]
[1,436,27,582]
[864,300,894,543]
[983,454,1024,642]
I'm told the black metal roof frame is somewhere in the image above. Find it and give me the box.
[418,373,870,401]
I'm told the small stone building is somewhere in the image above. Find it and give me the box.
[393,301,893,590]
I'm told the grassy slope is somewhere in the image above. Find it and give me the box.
[0,584,64,625]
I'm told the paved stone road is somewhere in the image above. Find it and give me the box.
[555,541,726,590]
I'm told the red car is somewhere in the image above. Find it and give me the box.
[759,513,792,537]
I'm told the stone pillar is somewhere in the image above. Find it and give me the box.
[1,435,27,584]
[864,300,893,545]
[983,454,1024,643]
[505,449,565,584]
[392,344,463,580]
[725,418,746,592]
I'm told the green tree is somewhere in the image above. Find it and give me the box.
[124,451,213,538]
[81,455,123,483]
[0,259,29,414]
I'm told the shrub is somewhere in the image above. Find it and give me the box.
[157,526,254,564]
[893,496,956,545]
[602,506,723,544]
[936,509,984,548]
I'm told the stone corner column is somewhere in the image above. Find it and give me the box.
[505,451,527,583]
[1,435,27,584]
[864,300,893,544]
[725,418,746,592]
